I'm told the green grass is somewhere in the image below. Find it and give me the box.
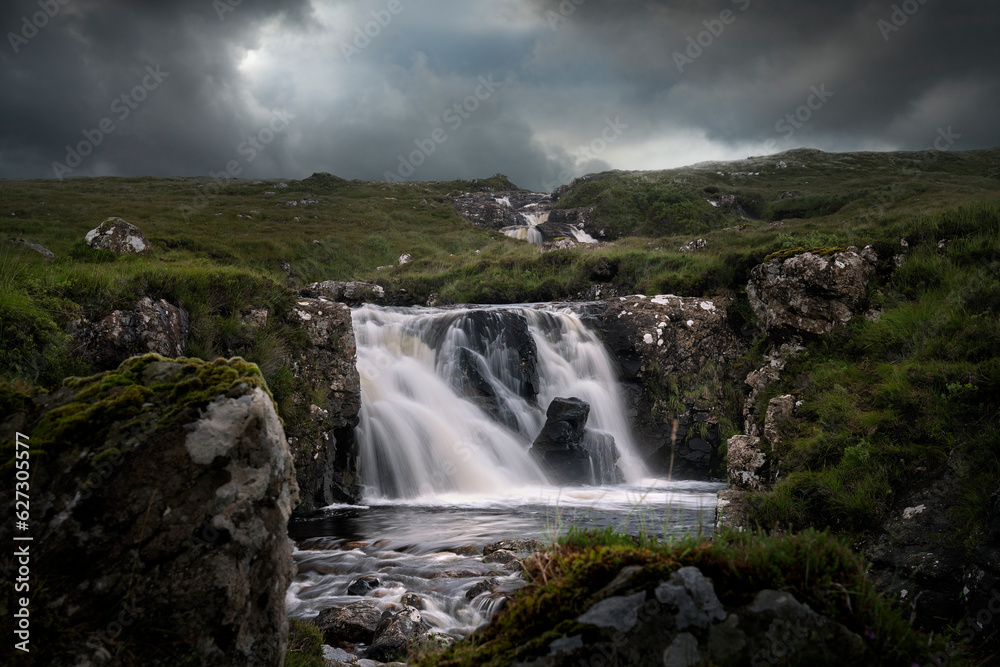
[742,201,1000,548]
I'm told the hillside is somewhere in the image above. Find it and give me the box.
[2,147,999,664]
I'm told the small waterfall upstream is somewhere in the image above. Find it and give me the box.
[286,303,723,650]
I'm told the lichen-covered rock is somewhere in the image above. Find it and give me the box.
[287,298,362,512]
[596,295,746,478]
[315,600,382,645]
[363,606,428,663]
[747,246,877,337]
[727,435,768,491]
[0,355,297,667]
[763,394,796,447]
[301,280,386,306]
[84,216,150,254]
[69,296,189,370]
[526,565,865,666]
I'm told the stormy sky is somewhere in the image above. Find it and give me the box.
[2,0,998,191]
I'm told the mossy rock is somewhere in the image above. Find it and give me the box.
[764,246,848,263]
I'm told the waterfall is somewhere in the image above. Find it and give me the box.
[353,304,645,500]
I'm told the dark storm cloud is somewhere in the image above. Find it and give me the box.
[1,0,997,190]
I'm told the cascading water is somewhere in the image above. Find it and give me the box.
[286,303,723,653]
[352,304,644,498]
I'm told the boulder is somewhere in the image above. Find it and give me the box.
[0,355,297,666]
[287,298,363,512]
[347,575,381,596]
[529,397,621,485]
[747,247,877,337]
[315,600,382,645]
[362,606,427,663]
[69,296,189,370]
[483,538,545,556]
[85,216,150,254]
[9,237,54,258]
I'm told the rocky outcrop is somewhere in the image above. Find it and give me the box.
[301,280,386,306]
[529,397,623,485]
[859,457,1000,650]
[287,298,363,513]
[597,295,746,478]
[69,296,189,370]
[747,246,877,337]
[523,565,865,666]
[85,216,150,254]
[0,355,297,667]
[9,237,54,258]
[726,435,768,491]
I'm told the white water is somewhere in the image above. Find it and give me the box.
[501,211,597,244]
[287,304,723,649]
[353,304,646,500]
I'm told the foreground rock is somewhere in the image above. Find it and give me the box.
[523,565,865,666]
[69,296,189,370]
[85,216,150,254]
[597,295,746,478]
[316,600,382,646]
[529,397,623,484]
[747,246,877,337]
[0,355,297,666]
[363,606,428,662]
[287,298,363,512]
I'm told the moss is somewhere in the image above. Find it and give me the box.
[30,354,271,459]
[284,619,325,667]
[763,245,848,262]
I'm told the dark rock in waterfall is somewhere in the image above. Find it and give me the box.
[347,575,381,596]
[315,600,382,645]
[529,397,623,485]
[436,309,540,404]
[401,592,425,609]
[453,346,519,429]
[582,429,625,485]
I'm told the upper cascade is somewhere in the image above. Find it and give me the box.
[352,304,645,499]
[451,190,599,245]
